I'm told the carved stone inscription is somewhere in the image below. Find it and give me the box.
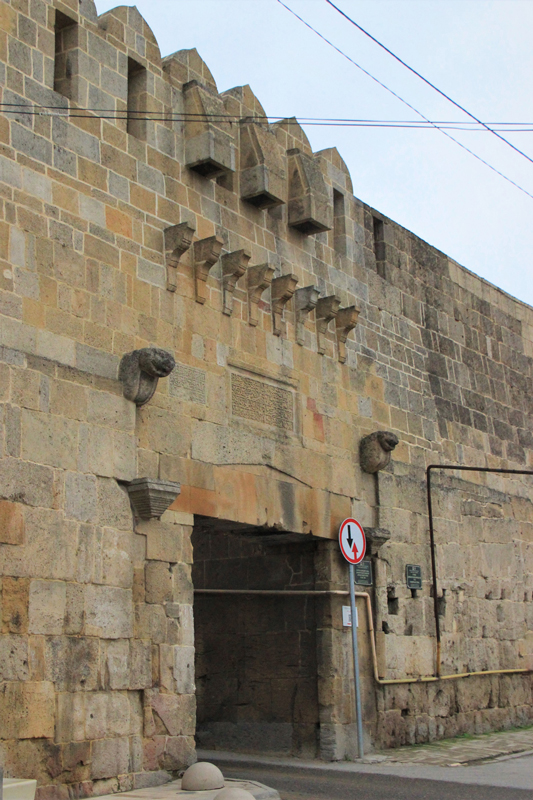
[231,373,294,431]
[169,363,207,404]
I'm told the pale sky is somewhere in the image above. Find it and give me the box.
[96,0,533,306]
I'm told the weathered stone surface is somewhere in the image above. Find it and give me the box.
[85,586,133,639]
[0,500,24,545]
[91,737,130,780]
[28,580,66,635]
[145,562,172,605]
[0,635,29,680]
[0,681,55,739]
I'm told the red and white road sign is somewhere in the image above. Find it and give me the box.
[339,518,366,564]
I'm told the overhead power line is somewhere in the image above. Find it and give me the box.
[325,0,533,168]
[276,0,533,202]
[3,103,533,131]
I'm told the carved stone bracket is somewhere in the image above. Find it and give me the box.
[294,285,320,345]
[221,248,251,315]
[315,295,340,355]
[240,119,285,209]
[164,221,196,292]
[271,274,299,336]
[247,263,275,326]
[359,431,399,473]
[127,477,181,519]
[119,347,176,406]
[364,527,391,556]
[287,148,333,235]
[193,235,224,304]
[183,80,236,178]
[335,305,360,363]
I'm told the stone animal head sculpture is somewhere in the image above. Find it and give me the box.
[119,347,176,406]
[359,430,399,474]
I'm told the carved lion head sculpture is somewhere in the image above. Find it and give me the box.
[359,430,399,474]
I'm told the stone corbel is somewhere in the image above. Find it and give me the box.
[335,305,360,363]
[164,221,196,292]
[359,431,399,473]
[183,80,236,178]
[221,248,251,315]
[295,285,320,345]
[247,263,275,326]
[364,527,391,556]
[287,148,333,234]
[193,235,224,304]
[119,347,176,406]
[271,274,299,336]
[127,477,181,519]
[315,295,340,355]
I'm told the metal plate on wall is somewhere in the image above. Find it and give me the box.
[406,564,422,590]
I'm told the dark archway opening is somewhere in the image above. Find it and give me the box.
[193,518,320,758]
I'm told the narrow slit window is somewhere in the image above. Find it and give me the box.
[54,11,77,98]
[333,189,346,254]
[373,216,385,261]
[127,57,148,140]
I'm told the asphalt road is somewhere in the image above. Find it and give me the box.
[218,758,533,800]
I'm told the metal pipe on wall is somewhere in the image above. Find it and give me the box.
[194,588,531,685]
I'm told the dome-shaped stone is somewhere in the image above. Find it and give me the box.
[181,762,224,791]
[214,789,255,800]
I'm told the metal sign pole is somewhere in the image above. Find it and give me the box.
[348,561,364,759]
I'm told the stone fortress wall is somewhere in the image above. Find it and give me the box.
[0,0,531,792]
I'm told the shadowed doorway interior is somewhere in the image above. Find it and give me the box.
[193,517,320,757]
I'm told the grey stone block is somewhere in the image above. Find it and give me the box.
[11,123,53,165]
[75,343,120,380]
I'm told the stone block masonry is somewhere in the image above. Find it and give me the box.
[0,0,531,791]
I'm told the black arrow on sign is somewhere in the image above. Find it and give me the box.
[346,525,353,548]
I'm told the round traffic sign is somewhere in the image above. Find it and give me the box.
[339,518,366,564]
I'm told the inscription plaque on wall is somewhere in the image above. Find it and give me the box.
[231,372,294,431]
[354,560,373,586]
[169,363,207,404]
[406,564,422,590]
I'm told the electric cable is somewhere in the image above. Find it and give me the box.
[276,0,533,201]
[4,103,533,131]
[325,0,533,168]
[3,103,533,130]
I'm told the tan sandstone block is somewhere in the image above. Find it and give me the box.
[2,576,29,633]
[85,585,133,639]
[0,3,17,35]
[0,681,55,739]
[21,409,78,470]
[136,519,183,563]
[145,561,172,604]
[28,579,66,634]
[0,500,24,545]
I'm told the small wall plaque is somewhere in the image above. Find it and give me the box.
[342,606,359,628]
[354,560,373,586]
[406,564,422,590]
